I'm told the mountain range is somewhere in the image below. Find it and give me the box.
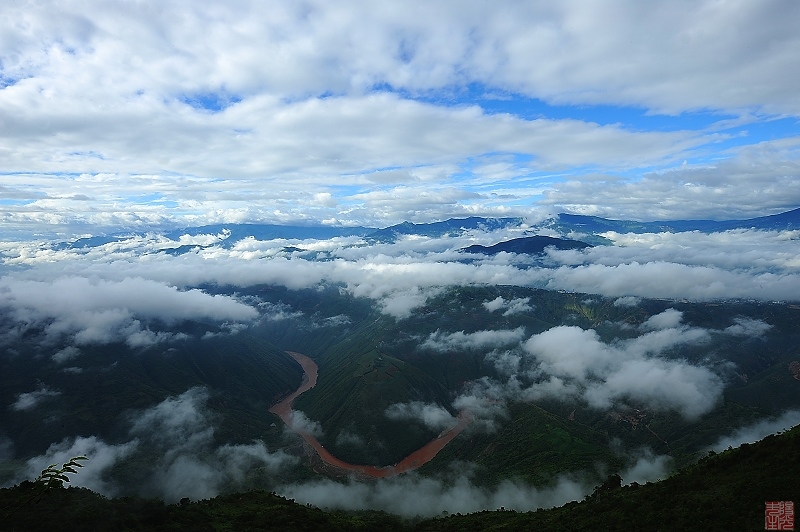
[2,207,799,521]
[60,207,800,250]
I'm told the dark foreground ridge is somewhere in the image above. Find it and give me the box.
[2,424,798,531]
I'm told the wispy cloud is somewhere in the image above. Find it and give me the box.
[10,387,298,500]
[10,384,61,411]
[710,410,800,451]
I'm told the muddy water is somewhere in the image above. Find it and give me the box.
[269,351,472,478]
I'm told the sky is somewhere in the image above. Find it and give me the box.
[2,0,800,236]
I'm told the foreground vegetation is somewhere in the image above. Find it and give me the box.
[2,424,798,531]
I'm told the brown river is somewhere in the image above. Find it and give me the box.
[269,351,472,478]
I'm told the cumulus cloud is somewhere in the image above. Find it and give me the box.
[520,324,720,419]
[0,1,798,231]
[151,441,297,502]
[539,260,800,303]
[0,434,14,461]
[642,309,684,330]
[448,311,723,424]
[613,296,641,307]
[335,430,366,448]
[420,327,526,353]
[483,296,533,316]
[129,387,214,446]
[541,228,800,302]
[452,377,511,433]
[724,317,772,337]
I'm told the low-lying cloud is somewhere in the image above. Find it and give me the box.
[420,327,526,352]
[710,410,800,451]
[279,473,589,518]
[385,401,457,432]
[446,310,726,424]
[21,436,139,496]
[483,296,533,316]
[8,387,298,501]
[518,313,721,419]
[3,226,800,329]
[288,411,324,438]
[10,384,61,411]
[0,276,258,347]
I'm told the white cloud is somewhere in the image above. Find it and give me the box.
[21,436,139,496]
[724,317,772,337]
[288,411,323,438]
[0,275,258,346]
[258,301,304,321]
[516,322,720,419]
[385,402,457,432]
[420,327,527,352]
[128,387,297,501]
[0,1,798,230]
[483,296,533,316]
[710,410,800,452]
[129,387,213,446]
[4,223,800,329]
[51,346,81,364]
[542,144,800,221]
[538,261,800,303]
[279,473,589,518]
[7,386,297,501]
[619,449,672,485]
[10,384,61,411]
[642,309,684,331]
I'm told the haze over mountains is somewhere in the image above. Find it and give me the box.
[2,208,799,517]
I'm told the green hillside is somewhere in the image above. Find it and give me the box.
[0,327,303,474]
[419,401,624,487]
[5,282,800,496]
[229,284,800,480]
[1,424,798,531]
[417,424,800,531]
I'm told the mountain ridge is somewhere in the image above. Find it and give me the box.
[56,207,800,249]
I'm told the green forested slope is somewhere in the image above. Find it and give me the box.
[2,424,798,531]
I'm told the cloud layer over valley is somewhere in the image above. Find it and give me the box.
[1,223,797,515]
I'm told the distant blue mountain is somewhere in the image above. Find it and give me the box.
[366,217,524,242]
[552,207,800,234]
[165,223,375,244]
[56,208,800,250]
[461,235,591,256]
[63,235,129,249]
